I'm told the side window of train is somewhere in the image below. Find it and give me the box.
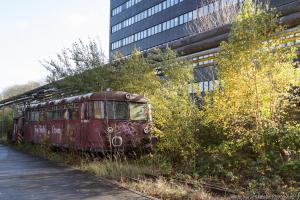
[39,112,44,121]
[63,109,69,120]
[30,111,39,122]
[88,102,93,119]
[81,103,87,120]
[80,102,93,120]
[36,112,40,121]
[68,104,79,120]
[47,111,53,121]
[42,111,47,121]
[94,101,105,119]
[53,111,59,120]
[70,109,79,120]
[30,112,35,121]
[26,111,30,121]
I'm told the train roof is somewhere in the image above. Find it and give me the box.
[28,91,149,109]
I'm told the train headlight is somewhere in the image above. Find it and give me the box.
[144,127,151,134]
[112,136,123,147]
[125,93,131,100]
[107,127,114,134]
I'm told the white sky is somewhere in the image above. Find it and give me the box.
[0,0,110,93]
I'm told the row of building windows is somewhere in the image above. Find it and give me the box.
[112,0,144,16]
[112,0,184,33]
[193,53,217,67]
[111,0,240,50]
[188,31,300,95]
[192,32,300,66]
[283,32,300,46]
[189,80,219,95]
[111,9,194,50]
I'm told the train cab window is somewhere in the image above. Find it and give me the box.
[130,103,149,121]
[107,101,115,119]
[94,101,104,119]
[106,101,129,120]
[115,102,129,120]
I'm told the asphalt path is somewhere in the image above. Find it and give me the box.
[0,144,152,200]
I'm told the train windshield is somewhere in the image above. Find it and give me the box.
[130,103,149,121]
[107,101,129,120]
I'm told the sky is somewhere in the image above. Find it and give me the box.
[0,0,110,93]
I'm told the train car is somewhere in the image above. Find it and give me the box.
[13,91,157,152]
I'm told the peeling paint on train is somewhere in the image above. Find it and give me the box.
[12,91,157,153]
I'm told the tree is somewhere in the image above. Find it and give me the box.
[45,43,201,163]
[204,0,299,135]
[186,0,240,35]
[198,0,300,192]
[111,49,201,163]
[0,81,40,99]
[0,108,13,141]
[42,39,108,94]
[0,81,41,140]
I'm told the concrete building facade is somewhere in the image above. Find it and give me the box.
[110,0,300,94]
[110,0,298,56]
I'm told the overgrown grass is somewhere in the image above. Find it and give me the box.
[9,143,225,200]
[0,135,7,143]
[79,157,156,179]
[124,178,227,200]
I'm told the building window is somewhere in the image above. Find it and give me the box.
[111,0,185,34]
[111,0,241,50]
[204,81,209,92]
[112,0,145,17]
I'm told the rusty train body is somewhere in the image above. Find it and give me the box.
[12,91,156,152]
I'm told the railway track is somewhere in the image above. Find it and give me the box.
[126,173,237,197]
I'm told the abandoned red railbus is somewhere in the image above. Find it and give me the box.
[12,91,157,152]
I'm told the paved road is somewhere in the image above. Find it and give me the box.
[0,144,151,200]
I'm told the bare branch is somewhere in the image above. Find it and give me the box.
[186,0,241,35]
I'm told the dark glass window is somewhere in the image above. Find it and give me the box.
[114,102,129,120]
[53,111,59,120]
[69,109,79,120]
[47,111,53,120]
[106,101,129,120]
[40,112,46,121]
[94,101,105,119]
[107,101,115,119]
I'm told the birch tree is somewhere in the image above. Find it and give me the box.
[204,0,300,136]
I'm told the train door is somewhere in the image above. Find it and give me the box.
[12,117,24,144]
[93,101,106,150]
[80,102,92,149]
[105,101,127,152]
[12,119,18,142]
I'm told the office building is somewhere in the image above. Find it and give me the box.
[110,0,300,94]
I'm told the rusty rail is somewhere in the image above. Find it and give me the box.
[126,173,237,196]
